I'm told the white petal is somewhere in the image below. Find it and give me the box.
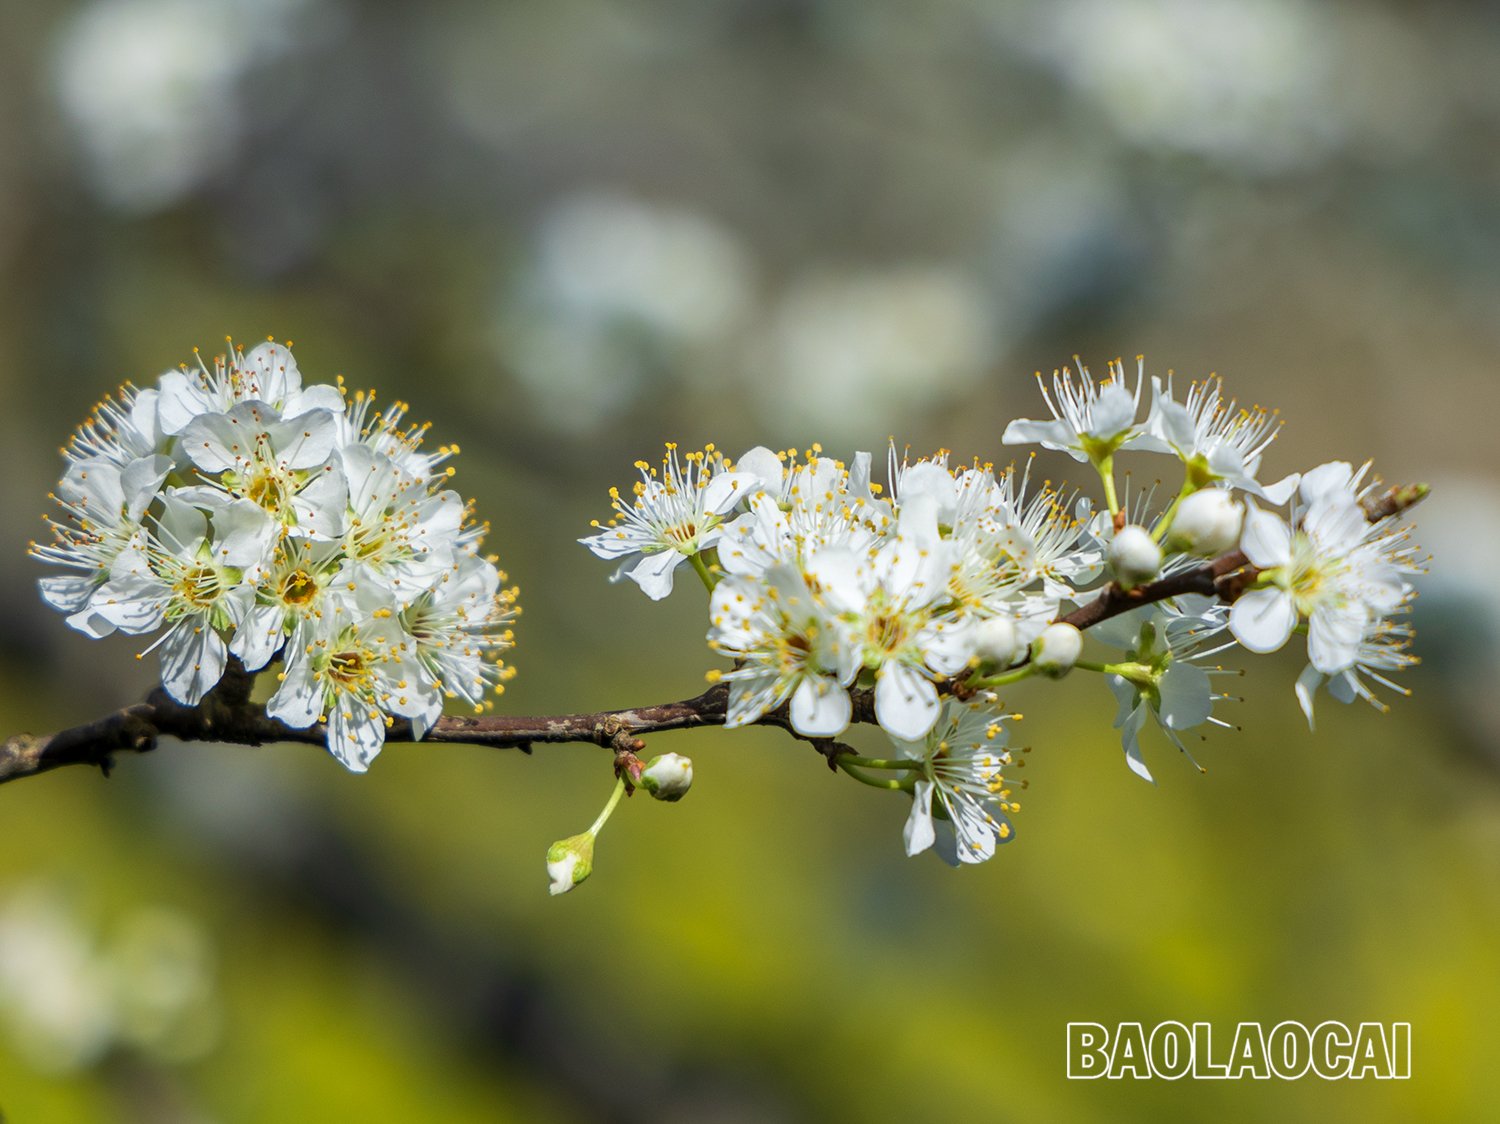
[874,663,940,741]
[160,622,227,706]
[1239,508,1291,569]
[1256,472,1301,506]
[918,619,974,676]
[120,456,171,521]
[1001,417,1075,452]
[92,575,168,635]
[1229,588,1296,653]
[239,341,301,401]
[231,603,288,672]
[326,703,385,773]
[734,446,784,495]
[1120,703,1154,783]
[579,527,647,560]
[626,549,683,601]
[272,409,339,471]
[179,409,256,474]
[1307,605,1363,674]
[788,677,851,737]
[898,462,957,521]
[39,574,98,614]
[1158,662,1212,730]
[156,371,217,435]
[1089,381,1139,439]
[157,492,208,554]
[283,384,345,419]
[725,672,783,728]
[1294,664,1324,730]
[700,471,758,515]
[1148,385,1195,452]
[903,780,937,856]
[267,662,324,729]
[1298,461,1353,505]
[215,501,276,568]
[288,464,349,540]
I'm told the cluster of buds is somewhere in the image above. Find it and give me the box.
[582,358,1425,867]
[32,340,518,771]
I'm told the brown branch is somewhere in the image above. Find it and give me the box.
[2,484,1428,787]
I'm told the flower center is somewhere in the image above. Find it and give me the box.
[173,565,221,609]
[280,569,318,606]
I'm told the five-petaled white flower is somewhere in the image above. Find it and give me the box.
[580,443,757,600]
[1095,599,1237,782]
[1137,375,1299,502]
[1229,462,1415,679]
[890,697,1021,865]
[1002,357,1146,465]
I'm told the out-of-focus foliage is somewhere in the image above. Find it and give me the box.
[1,1,1498,1119]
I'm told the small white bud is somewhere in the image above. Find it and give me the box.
[639,752,693,801]
[973,616,1021,667]
[546,832,595,896]
[1168,489,1244,556]
[1031,622,1083,677]
[1108,524,1162,588]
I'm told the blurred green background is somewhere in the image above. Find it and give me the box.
[1,0,1498,1120]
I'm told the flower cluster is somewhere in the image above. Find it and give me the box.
[34,339,517,771]
[582,357,1426,864]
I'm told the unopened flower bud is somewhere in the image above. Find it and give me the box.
[639,752,693,801]
[1168,489,1244,556]
[973,616,1020,667]
[1031,622,1082,677]
[546,832,595,896]
[1108,524,1162,588]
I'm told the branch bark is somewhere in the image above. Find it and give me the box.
[1,484,1426,787]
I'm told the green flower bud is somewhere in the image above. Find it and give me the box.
[638,752,693,801]
[546,832,595,896]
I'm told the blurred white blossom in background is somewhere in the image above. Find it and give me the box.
[50,0,319,211]
[0,884,218,1072]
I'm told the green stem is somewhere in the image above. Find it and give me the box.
[1098,454,1121,518]
[1152,475,1198,543]
[964,663,1038,692]
[588,776,629,836]
[689,552,718,593]
[838,761,915,790]
[838,754,925,771]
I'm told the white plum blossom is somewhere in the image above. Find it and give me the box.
[34,338,518,771]
[811,501,972,740]
[266,582,432,771]
[89,493,275,705]
[1095,600,1236,782]
[708,562,859,736]
[579,443,757,600]
[156,340,342,436]
[1002,357,1146,465]
[1229,463,1417,680]
[1293,612,1417,729]
[176,399,348,540]
[891,697,1022,865]
[33,453,171,632]
[1137,375,1298,502]
[717,447,889,578]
